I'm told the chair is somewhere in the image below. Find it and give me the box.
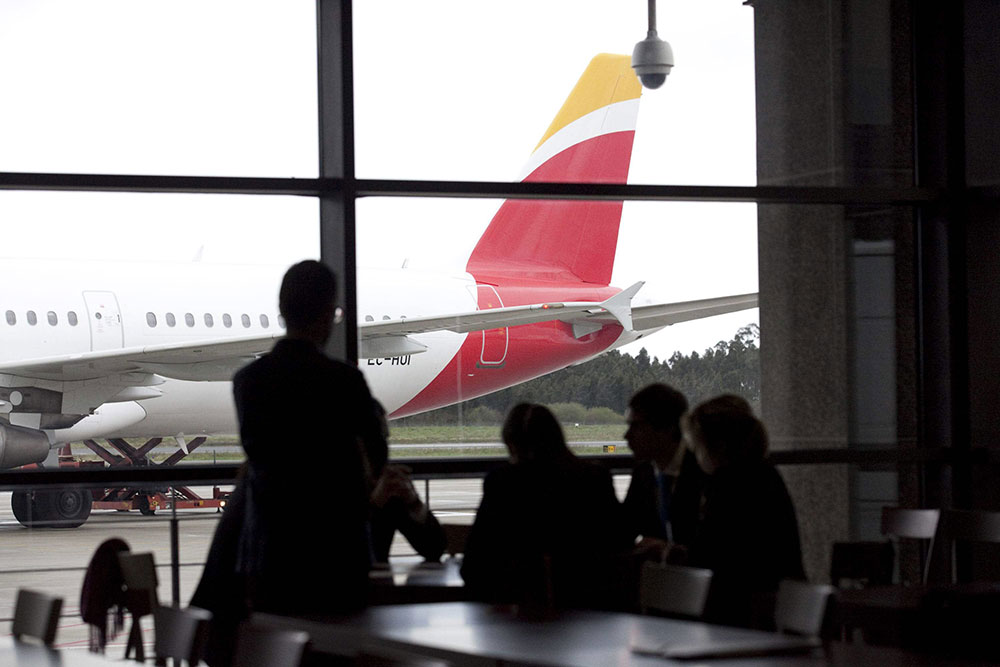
[232,623,310,667]
[881,507,940,583]
[153,605,212,667]
[118,551,160,661]
[773,580,835,638]
[638,562,713,618]
[11,588,63,647]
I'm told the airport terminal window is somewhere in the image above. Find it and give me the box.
[166,312,176,327]
[67,311,77,326]
[146,312,157,327]
[26,310,36,326]
[5,310,14,325]
[2,0,995,599]
[47,311,56,326]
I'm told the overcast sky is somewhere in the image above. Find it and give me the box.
[0,0,758,362]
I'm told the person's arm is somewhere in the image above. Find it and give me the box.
[370,464,446,562]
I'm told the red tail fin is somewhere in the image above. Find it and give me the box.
[466,54,642,286]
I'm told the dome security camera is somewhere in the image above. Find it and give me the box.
[632,30,674,89]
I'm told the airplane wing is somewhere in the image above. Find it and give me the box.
[0,332,283,383]
[358,286,759,358]
[630,293,759,332]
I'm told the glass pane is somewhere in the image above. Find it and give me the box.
[0,191,315,477]
[0,1,317,177]
[353,2,756,185]
[356,196,759,430]
[0,482,232,646]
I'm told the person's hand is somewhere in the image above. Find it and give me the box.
[371,464,419,508]
[633,537,670,563]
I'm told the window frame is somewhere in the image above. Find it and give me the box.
[0,0,982,495]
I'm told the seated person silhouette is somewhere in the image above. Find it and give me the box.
[681,395,806,629]
[622,383,708,561]
[369,400,446,563]
[460,403,629,610]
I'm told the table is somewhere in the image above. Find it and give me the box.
[256,602,826,666]
[0,639,119,666]
[369,557,468,604]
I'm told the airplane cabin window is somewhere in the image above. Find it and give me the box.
[5,310,15,325]
[47,311,57,325]
[166,312,176,327]
[185,313,195,327]
[260,314,270,328]
[146,312,157,327]
[67,311,78,326]
[26,310,36,326]
[365,315,374,322]
[277,315,285,329]
[205,313,214,327]
[223,313,233,328]
[241,314,251,328]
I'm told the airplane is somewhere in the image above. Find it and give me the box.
[0,54,757,526]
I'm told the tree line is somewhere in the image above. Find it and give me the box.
[394,323,760,426]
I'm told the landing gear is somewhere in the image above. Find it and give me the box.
[9,489,93,528]
[136,495,156,516]
[10,436,226,528]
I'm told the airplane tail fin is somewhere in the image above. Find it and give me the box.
[466,54,642,286]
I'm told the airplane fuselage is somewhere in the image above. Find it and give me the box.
[0,258,636,442]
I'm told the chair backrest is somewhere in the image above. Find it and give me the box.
[638,562,714,618]
[774,580,835,637]
[933,509,1000,583]
[881,507,940,540]
[12,588,63,647]
[881,507,940,583]
[153,605,212,666]
[939,509,1000,543]
[232,623,310,667]
[118,551,159,616]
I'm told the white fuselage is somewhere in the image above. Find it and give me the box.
[0,259,473,440]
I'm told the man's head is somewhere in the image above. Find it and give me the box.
[625,383,688,466]
[279,260,338,345]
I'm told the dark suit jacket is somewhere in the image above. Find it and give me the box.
[232,338,387,615]
[461,457,630,610]
[622,450,707,547]
[688,461,806,628]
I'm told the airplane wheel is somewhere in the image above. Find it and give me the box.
[11,491,34,526]
[34,489,93,528]
[137,496,156,516]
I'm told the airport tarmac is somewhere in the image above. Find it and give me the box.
[0,474,632,653]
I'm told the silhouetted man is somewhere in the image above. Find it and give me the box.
[233,260,387,615]
[622,383,707,557]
